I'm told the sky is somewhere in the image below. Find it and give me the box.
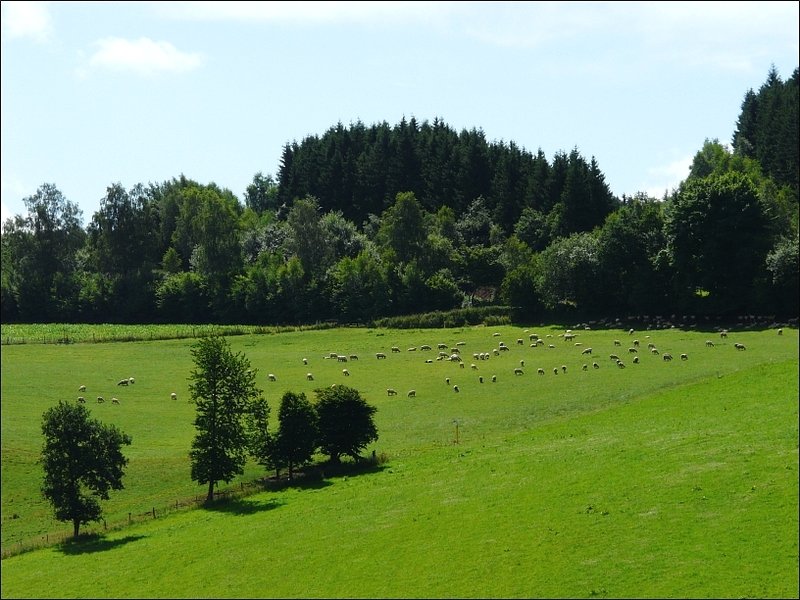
[1,1,798,225]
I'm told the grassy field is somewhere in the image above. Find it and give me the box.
[1,323,797,598]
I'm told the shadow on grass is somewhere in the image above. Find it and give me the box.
[202,496,284,516]
[58,533,146,555]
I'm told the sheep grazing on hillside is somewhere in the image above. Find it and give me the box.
[614,340,621,346]
[680,354,688,361]
[537,368,545,375]
[705,340,715,347]
[77,396,86,403]
[306,373,314,381]
[581,347,592,355]
[117,378,129,386]
[609,354,620,361]
[387,388,398,396]
[303,358,308,365]
[112,398,120,405]
[616,360,626,369]
[633,356,639,364]
[593,362,600,369]
[407,390,416,397]
[268,374,277,382]
[561,365,567,373]
[519,359,525,367]
[128,377,135,384]
[514,368,524,376]
[97,396,104,403]
[778,328,783,336]
[391,346,401,353]
[553,368,558,375]
[171,392,177,400]
[720,330,728,338]
[376,352,387,359]
[446,377,450,385]
[662,353,673,361]
[78,385,86,392]
[453,385,460,393]
[342,369,350,376]
[582,364,588,371]
[491,375,497,383]
[479,376,484,383]
[734,343,746,351]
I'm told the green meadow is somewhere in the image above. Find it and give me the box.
[1,324,798,598]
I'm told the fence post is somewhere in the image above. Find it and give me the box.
[129,512,131,524]
[152,507,156,519]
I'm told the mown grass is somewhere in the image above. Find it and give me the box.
[1,324,797,598]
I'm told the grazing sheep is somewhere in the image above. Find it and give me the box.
[446,377,451,384]
[582,364,588,371]
[614,340,621,346]
[78,385,86,392]
[112,398,120,405]
[337,355,348,362]
[479,376,484,383]
[303,358,308,365]
[633,356,639,364]
[350,354,359,360]
[268,374,277,382]
[705,340,715,347]
[720,330,728,338]
[629,328,635,335]
[342,369,350,376]
[306,373,314,381]
[734,343,746,351]
[460,363,465,369]
[471,363,478,370]
[491,375,497,382]
[438,343,448,350]
[517,338,524,345]
[680,354,688,361]
[651,348,660,355]
[407,390,416,397]
[97,396,104,403]
[128,377,135,384]
[387,388,397,396]
[593,362,600,369]
[456,341,466,346]
[553,368,558,375]
[561,365,567,373]
[520,359,525,367]
[376,352,387,359]
[391,346,401,353]
[633,340,640,347]
[171,392,177,400]
[581,347,592,355]
[537,368,545,375]
[407,347,417,352]
[453,385,460,393]
[420,345,431,351]
[662,353,673,361]
[117,378,129,386]
[548,344,555,349]
[628,347,638,354]
[778,328,783,336]
[77,396,86,403]
[609,354,620,361]
[425,359,433,364]
[617,360,626,368]
[514,368,524,376]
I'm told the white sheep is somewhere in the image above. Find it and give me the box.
[705,340,715,347]
[342,369,350,376]
[445,377,450,385]
[112,398,120,405]
[680,353,688,361]
[303,358,308,365]
[561,365,567,373]
[97,396,104,403]
[387,388,397,396]
[633,356,639,364]
[581,347,592,355]
[662,353,673,361]
[582,364,588,371]
[519,359,525,367]
[171,392,177,400]
[117,378,129,386]
[78,385,86,392]
[609,354,620,361]
[778,328,783,336]
[453,385,460,393]
[617,360,626,368]
[268,374,277,382]
[77,396,86,403]
[479,376,484,383]
[593,362,599,369]
[734,343,746,351]
[491,375,497,382]
[128,377,135,384]
[306,373,314,381]
[514,368,524,376]
[553,368,558,375]
[407,390,416,397]
[537,368,545,375]
[376,352,387,359]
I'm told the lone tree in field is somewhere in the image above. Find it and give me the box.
[274,391,318,480]
[41,400,132,538]
[189,335,263,503]
[314,385,378,464]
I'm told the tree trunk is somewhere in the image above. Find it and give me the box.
[73,519,80,538]
[206,480,215,503]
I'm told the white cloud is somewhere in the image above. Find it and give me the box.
[84,37,204,76]
[152,0,454,25]
[1,1,53,43]
[642,155,693,198]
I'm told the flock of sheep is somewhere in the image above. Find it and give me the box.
[259,325,764,401]
[74,324,771,407]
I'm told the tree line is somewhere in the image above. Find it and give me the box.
[41,335,379,537]
[3,66,797,324]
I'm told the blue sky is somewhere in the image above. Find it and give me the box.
[2,1,798,224]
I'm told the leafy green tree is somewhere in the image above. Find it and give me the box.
[274,391,318,480]
[665,171,771,313]
[377,191,429,263]
[329,249,391,322]
[41,400,132,537]
[286,196,333,278]
[765,234,799,315]
[246,397,277,476]
[536,231,602,312]
[315,385,378,464]
[189,336,263,502]
[245,172,280,214]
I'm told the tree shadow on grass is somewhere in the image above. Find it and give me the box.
[58,533,146,555]
[202,495,285,516]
